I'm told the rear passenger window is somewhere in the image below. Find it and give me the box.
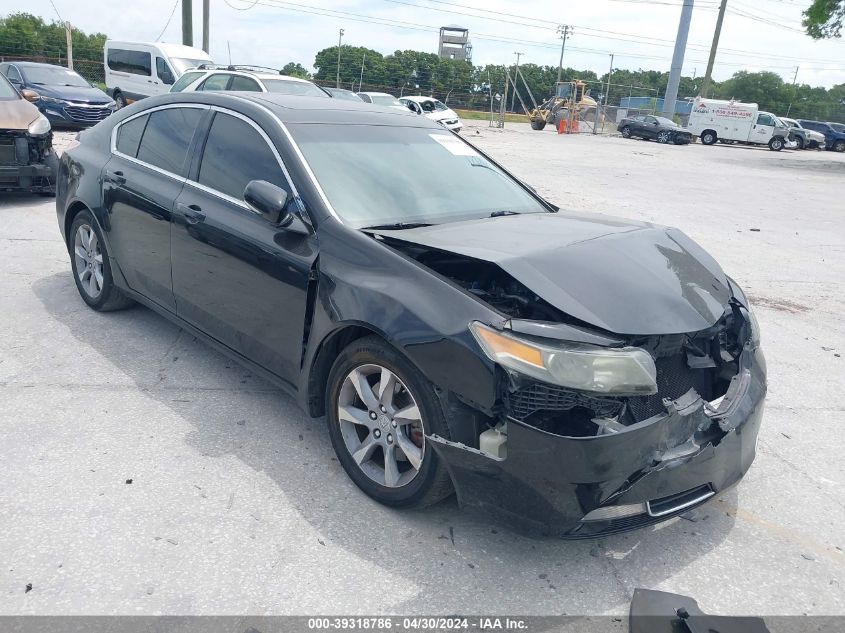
[136,107,203,175]
[198,112,287,200]
[198,74,231,91]
[229,76,260,91]
[116,114,148,157]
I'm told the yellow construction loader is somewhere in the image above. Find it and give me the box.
[529,80,599,130]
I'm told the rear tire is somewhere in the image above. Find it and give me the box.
[326,336,453,509]
[69,210,135,312]
[701,130,717,145]
[620,125,632,138]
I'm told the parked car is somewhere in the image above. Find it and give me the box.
[779,117,826,150]
[795,120,845,152]
[687,98,789,151]
[399,96,463,132]
[0,61,116,128]
[56,91,765,537]
[0,72,57,194]
[356,91,406,110]
[105,40,213,107]
[170,66,328,97]
[828,122,845,134]
[324,87,363,101]
[617,115,691,144]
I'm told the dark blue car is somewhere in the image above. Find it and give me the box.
[0,61,116,128]
[797,119,845,153]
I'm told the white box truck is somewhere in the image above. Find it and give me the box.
[104,41,213,108]
[686,97,790,151]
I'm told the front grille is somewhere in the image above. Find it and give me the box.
[508,382,622,421]
[627,353,713,421]
[64,104,112,123]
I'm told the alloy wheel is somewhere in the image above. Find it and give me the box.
[621,126,631,138]
[657,131,671,143]
[73,224,104,299]
[336,363,425,488]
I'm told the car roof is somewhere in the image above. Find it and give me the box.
[358,92,397,97]
[10,61,76,69]
[135,91,439,127]
[402,95,438,103]
[189,68,313,84]
[106,41,211,58]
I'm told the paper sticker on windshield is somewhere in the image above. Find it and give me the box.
[429,133,478,156]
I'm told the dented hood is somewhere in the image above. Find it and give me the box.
[377,212,732,335]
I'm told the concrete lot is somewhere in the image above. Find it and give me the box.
[1,124,844,616]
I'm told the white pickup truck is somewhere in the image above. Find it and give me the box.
[686,97,790,151]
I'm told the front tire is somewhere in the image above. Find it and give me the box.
[657,130,672,144]
[794,136,805,150]
[69,210,135,311]
[113,91,127,109]
[833,140,845,153]
[769,137,784,151]
[326,336,453,508]
[530,118,546,131]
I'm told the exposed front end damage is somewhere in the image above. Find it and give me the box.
[369,216,766,535]
[0,129,57,193]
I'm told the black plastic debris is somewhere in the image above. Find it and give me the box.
[630,588,770,633]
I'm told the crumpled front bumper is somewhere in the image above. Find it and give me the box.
[429,346,766,537]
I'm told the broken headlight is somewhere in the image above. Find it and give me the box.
[28,114,51,136]
[470,322,657,395]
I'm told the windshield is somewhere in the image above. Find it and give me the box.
[328,88,362,101]
[654,116,678,127]
[370,94,403,107]
[170,57,213,74]
[830,122,845,133]
[22,65,89,87]
[433,100,448,111]
[289,124,549,228]
[0,74,19,99]
[262,79,328,96]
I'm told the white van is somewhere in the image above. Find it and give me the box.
[104,41,213,107]
[686,97,790,151]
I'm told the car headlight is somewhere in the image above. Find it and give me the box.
[27,114,51,136]
[469,322,657,395]
[39,95,65,105]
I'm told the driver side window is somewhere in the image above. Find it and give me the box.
[757,114,774,126]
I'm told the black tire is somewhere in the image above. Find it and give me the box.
[657,130,672,144]
[620,125,632,138]
[326,336,454,509]
[833,140,845,153]
[701,130,717,145]
[69,210,135,311]
[794,136,804,150]
[530,118,546,131]
[769,137,784,151]
[113,91,127,109]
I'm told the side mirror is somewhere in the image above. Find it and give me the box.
[160,70,174,85]
[244,180,309,234]
[21,88,40,103]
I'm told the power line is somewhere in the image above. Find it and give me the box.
[155,0,181,41]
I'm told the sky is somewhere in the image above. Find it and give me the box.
[18,0,845,88]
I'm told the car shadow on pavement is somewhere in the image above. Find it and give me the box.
[33,271,739,614]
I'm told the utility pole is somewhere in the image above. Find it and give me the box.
[182,0,193,47]
[605,53,614,105]
[700,0,726,97]
[65,21,73,70]
[359,52,366,92]
[556,25,571,84]
[786,66,799,116]
[663,0,694,119]
[336,28,344,89]
[202,0,210,53]
[510,51,523,112]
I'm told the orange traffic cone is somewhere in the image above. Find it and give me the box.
[557,118,568,134]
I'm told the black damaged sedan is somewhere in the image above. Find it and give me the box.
[618,114,692,144]
[56,92,765,537]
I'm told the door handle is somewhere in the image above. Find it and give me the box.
[176,202,206,223]
[103,170,126,185]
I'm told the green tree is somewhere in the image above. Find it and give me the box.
[280,62,310,79]
[803,0,845,38]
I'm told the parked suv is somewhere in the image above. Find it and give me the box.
[780,117,825,150]
[0,72,57,194]
[1,61,116,128]
[797,120,845,152]
[171,66,328,97]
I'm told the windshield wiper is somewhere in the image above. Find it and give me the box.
[361,222,433,231]
[489,210,520,217]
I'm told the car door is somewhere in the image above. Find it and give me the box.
[103,105,206,311]
[752,113,775,143]
[641,116,659,139]
[170,109,316,386]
